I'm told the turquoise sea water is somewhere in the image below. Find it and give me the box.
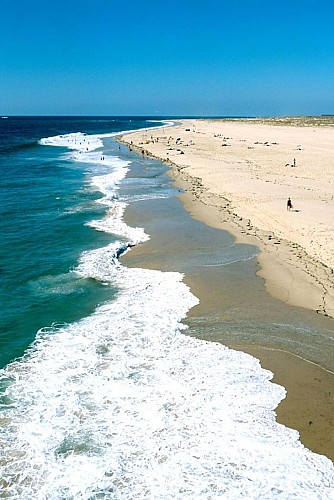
[0,117,163,366]
[0,117,333,499]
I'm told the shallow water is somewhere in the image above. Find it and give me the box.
[123,194,334,372]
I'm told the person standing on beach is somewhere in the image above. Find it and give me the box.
[287,197,292,211]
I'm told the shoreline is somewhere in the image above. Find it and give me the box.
[119,119,334,462]
[232,345,334,460]
[121,174,334,463]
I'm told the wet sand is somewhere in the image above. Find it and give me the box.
[121,190,334,462]
[241,346,334,460]
[119,120,334,462]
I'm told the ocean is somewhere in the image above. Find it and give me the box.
[0,116,333,498]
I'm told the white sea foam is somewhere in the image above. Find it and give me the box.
[39,132,104,152]
[88,157,130,199]
[38,120,174,152]
[1,260,334,498]
[1,127,333,498]
[77,151,148,244]
[87,201,149,244]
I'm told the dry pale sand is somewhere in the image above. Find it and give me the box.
[121,118,334,319]
[120,118,334,461]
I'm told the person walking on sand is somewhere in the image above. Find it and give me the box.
[287,197,293,211]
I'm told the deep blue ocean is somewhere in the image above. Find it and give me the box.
[0,116,333,498]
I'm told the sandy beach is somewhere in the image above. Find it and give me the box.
[120,118,334,462]
[122,117,334,318]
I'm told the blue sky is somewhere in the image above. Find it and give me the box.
[1,0,334,116]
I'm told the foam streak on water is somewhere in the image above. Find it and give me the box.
[1,131,333,499]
